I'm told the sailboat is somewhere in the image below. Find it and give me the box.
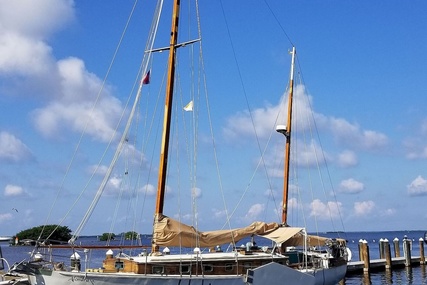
[9,1,348,285]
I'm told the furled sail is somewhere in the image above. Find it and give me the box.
[280,232,347,247]
[153,215,279,248]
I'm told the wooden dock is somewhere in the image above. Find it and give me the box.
[347,256,424,274]
[345,236,426,275]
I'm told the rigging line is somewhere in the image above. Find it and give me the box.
[141,62,167,234]
[124,60,153,249]
[263,0,294,46]
[193,2,205,244]
[309,103,346,233]
[218,57,295,225]
[177,70,197,243]
[198,2,235,244]
[197,38,235,243]
[172,62,188,252]
[41,0,140,242]
[176,63,193,227]
[72,0,164,240]
[189,5,200,240]
[297,83,318,233]
[128,91,143,248]
[107,154,127,246]
[187,1,201,243]
[296,57,347,235]
[224,97,285,225]
[133,59,155,231]
[302,85,327,237]
[172,90,184,252]
[218,0,275,227]
[292,65,323,237]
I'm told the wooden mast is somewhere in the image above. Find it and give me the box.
[153,0,180,246]
[280,46,296,225]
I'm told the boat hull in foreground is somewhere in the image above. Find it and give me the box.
[29,262,316,285]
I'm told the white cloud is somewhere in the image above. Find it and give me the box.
[0,0,74,76]
[244,203,265,221]
[381,208,396,217]
[0,213,13,223]
[107,176,122,190]
[223,84,387,154]
[0,0,75,39]
[212,208,227,219]
[0,0,73,97]
[0,32,54,76]
[4,184,25,196]
[0,132,32,162]
[178,213,194,222]
[288,197,299,209]
[309,199,342,220]
[141,184,156,196]
[326,117,388,150]
[272,198,299,218]
[105,179,158,199]
[32,58,124,142]
[354,200,375,216]
[295,139,331,167]
[223,85,305,141]
[407,175,427,196]
[0,1,124,143]
[337,150,358,167]
[404,120,427,160]
[339,178,364,194]
[405,145,427,160]
[192,187,202,198]
[87,164,109,176]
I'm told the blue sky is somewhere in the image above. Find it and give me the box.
[1,0,427,237]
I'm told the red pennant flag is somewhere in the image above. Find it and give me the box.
[142,70,150,84]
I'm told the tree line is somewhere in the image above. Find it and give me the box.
[13,225,141,244]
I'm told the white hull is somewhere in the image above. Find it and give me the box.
[28,262,322,285]
[26,262,347,285]
[313,263,347,285]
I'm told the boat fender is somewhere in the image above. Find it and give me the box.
[163,247,170,255]
[346,248,352,262]
[34,252,43,261]
[54,262,65,271]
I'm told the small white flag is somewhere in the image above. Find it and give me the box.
[183,100,193,112]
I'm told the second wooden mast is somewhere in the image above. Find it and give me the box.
[277,47,296,226]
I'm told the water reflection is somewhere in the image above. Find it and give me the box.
[343,266,427,285]
[382,269,392,285]
[422,264,427,280]
[405,267,413,284]
[362,273,371,285]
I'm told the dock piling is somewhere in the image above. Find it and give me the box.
[347,235,427,275]
[358,239,363,261]
[361,240,370,273]
[384,239,392,269]
[403,236,412,267]
[393,237,400,257]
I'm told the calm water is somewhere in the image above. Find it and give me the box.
[1,230,427,284]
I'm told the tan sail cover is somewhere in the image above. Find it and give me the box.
[258,226,304,244]
[281,232,346,247]
[153,215,279,248]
